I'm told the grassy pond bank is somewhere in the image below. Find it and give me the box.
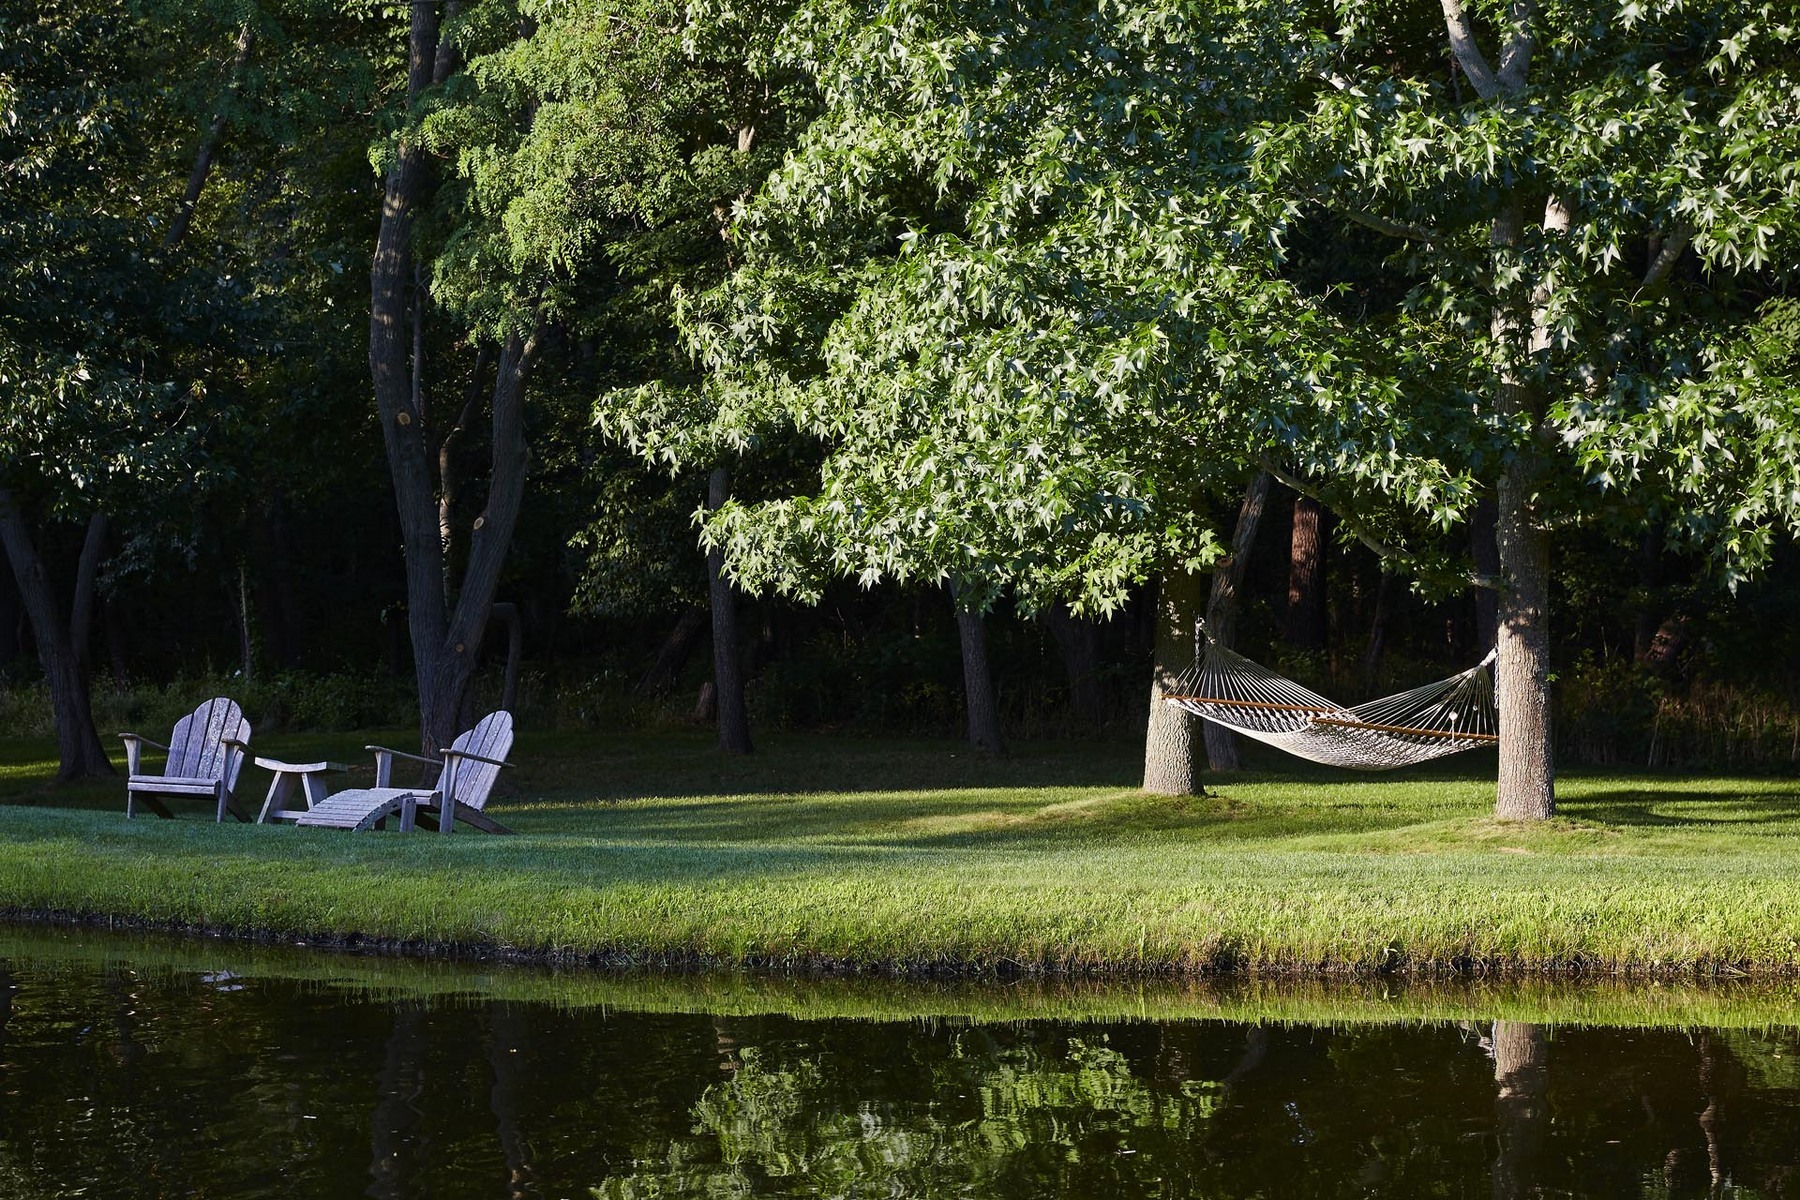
[3,732,1800,977]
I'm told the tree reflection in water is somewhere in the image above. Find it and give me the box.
[0,949,1795,1197]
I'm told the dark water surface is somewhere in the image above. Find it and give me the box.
[2,931,1799,1197]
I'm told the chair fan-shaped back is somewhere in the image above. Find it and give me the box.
[167,698,251,788]
[442,711,513,811]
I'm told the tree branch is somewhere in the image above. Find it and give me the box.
[1439,0,1500,100]
[164,23,255,252]
[1258,459,1407,562]
[1495,0,1535,92]
[1342,208,1440,242]
[1641,225,1690,289]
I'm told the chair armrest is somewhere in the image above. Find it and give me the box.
[368,744,440,789]
[118,733,169,777]
[364,745,440,766]
[222,738,251,751]
[440,750,515,769]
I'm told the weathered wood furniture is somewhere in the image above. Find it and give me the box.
[253,757,351,824]
[293,711,515,834]
[122,698,252,822]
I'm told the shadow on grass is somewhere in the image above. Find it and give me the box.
[1563,786,1800,829]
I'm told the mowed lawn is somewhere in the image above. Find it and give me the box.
[1,732,1798,973]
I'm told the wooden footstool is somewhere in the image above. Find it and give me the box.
[254,758,352,824]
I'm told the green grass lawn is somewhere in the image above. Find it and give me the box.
[2,731,1798,975]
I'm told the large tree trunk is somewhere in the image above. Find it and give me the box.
[1284,494,1327,650]
[1142,569,1203,794]
[69,511,108,671]
[1203,472,1273,772]
[370,0,449,746]
[706,467,753,755]
[367,5,538,753]
[1494,463,1554,819]
[950,583,1005,756]
[1490,1021,1548,1200]
[1046,602,1105,729]
[0,491,112,779]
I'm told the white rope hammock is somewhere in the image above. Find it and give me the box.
[1164,624,1499,770]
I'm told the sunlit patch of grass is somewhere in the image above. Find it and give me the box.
[0,732,1798,974]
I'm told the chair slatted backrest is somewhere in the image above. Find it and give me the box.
[441,711,513,811]
[166,698,251,789]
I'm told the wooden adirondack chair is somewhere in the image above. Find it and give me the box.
[294,711,515,834]
[122,698,253,821]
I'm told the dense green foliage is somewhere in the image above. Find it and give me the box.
[0,0,1794,775]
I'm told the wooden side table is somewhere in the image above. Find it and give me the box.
[254,758,352,824]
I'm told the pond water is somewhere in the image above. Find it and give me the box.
[1,930,1797,1198]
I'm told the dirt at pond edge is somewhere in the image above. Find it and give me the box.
[0,907,1786,982]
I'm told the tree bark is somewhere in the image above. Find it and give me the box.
[1494,464,1554,818]
[706,467,753,755]
[0,551,20,668]
[1440,0,1553,819]
[1203,472,1274,771]
[1046,602,1105,729]
[233,559,254,680]
[164,23,255,252]
[69,511,109,672]
[368,1007,427,1200]
[637,606,708,696]
[1142,568,1204,794]
[1490,1021,1548,1200]
[487,1005,533,1199]
[0,490,112,779]
[950,582,1006,756]
[1632,528,1662,662]
[369,0,541,754]
[1472,496,1500,653]
[1284,494,1327,650]
[1363,569,1398,692]
[490,602,523,714]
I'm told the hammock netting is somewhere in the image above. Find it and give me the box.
[1164,628,1498,770]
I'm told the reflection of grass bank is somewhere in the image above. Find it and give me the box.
[6,925,1800,1030]
[3,733,1800,976]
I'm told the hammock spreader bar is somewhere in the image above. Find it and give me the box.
[1164,624,1499,771]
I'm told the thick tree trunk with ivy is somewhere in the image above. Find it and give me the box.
[1142,569,1203,794]
[0,490,112,780]
[950,581,1005,756]
[706,468,753,755]
[1202,471,1273,772]
[369,2,540,753]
